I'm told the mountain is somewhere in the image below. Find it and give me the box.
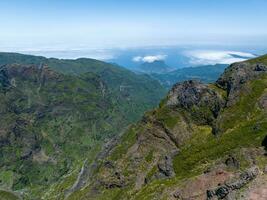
[138,60,173,74]
[65,55,267,200]
[151,64,228,89]
[0,53,166,199]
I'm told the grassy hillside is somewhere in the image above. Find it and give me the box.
[67,55,267,200]
[247,54,267,65]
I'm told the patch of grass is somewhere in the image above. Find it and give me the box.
[208,83,227,99]
[145,165,158,181]
[42,166,81,200]
[0,190,19,200]
[0,171,14,189]
[155,107,180,129]
[132,178,175,200]
[145,150,154,163]
[109,127,137,161]
[256,154,267,170]
[173,119,267,179]
[247,54,267,65]
[218,75,267,132]
[159,96,168,108]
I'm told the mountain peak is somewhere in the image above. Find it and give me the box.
[138,60,173,74]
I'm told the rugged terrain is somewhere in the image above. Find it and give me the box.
[65,55,267,200]
[0,53,166,199]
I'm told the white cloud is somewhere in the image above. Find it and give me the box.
[132,55,167,63]
[132,56,143,62]
[185,50,256,65]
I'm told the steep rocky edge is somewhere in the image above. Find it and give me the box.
[67,55,267,200]
[0,53,166,199]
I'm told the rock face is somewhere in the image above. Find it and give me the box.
[207,166,259,200]
[217,62,267,106]
[167,80,220,108]
[157,155,175,178]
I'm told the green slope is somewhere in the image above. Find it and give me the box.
[0,53,166,199]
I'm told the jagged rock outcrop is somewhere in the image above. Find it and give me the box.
[166,80,225,125]
[225,156,240,169]
[216,63,267,106]
[167,80,224,112]
[157,155,176,178]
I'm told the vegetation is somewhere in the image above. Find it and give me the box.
[0,190,19,200]
[247,54,267,65]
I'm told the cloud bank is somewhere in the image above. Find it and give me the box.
[186,50,256,65]
[132,55,167,63]
[18,49,115,60]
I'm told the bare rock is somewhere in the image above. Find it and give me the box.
[157,155,175,178]
[100,171,126,189]
[207,166,259,200]
[173,190,182,199]
[225,156,240,169]
[166,80,225,125]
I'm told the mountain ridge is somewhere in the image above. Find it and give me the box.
[66,54,267,200]
[150,64,228,89]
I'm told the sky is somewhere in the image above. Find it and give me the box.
[0,0,267,51]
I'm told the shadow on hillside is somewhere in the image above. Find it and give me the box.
[262,135,267,155]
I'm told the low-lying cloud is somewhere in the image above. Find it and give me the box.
[132,55,167,63]
[186,50,256,65]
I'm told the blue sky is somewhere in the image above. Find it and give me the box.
[0,0,267,50]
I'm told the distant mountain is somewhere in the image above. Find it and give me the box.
[138,60,173,74]
[0,52,166,199]
[150,64,228,89]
